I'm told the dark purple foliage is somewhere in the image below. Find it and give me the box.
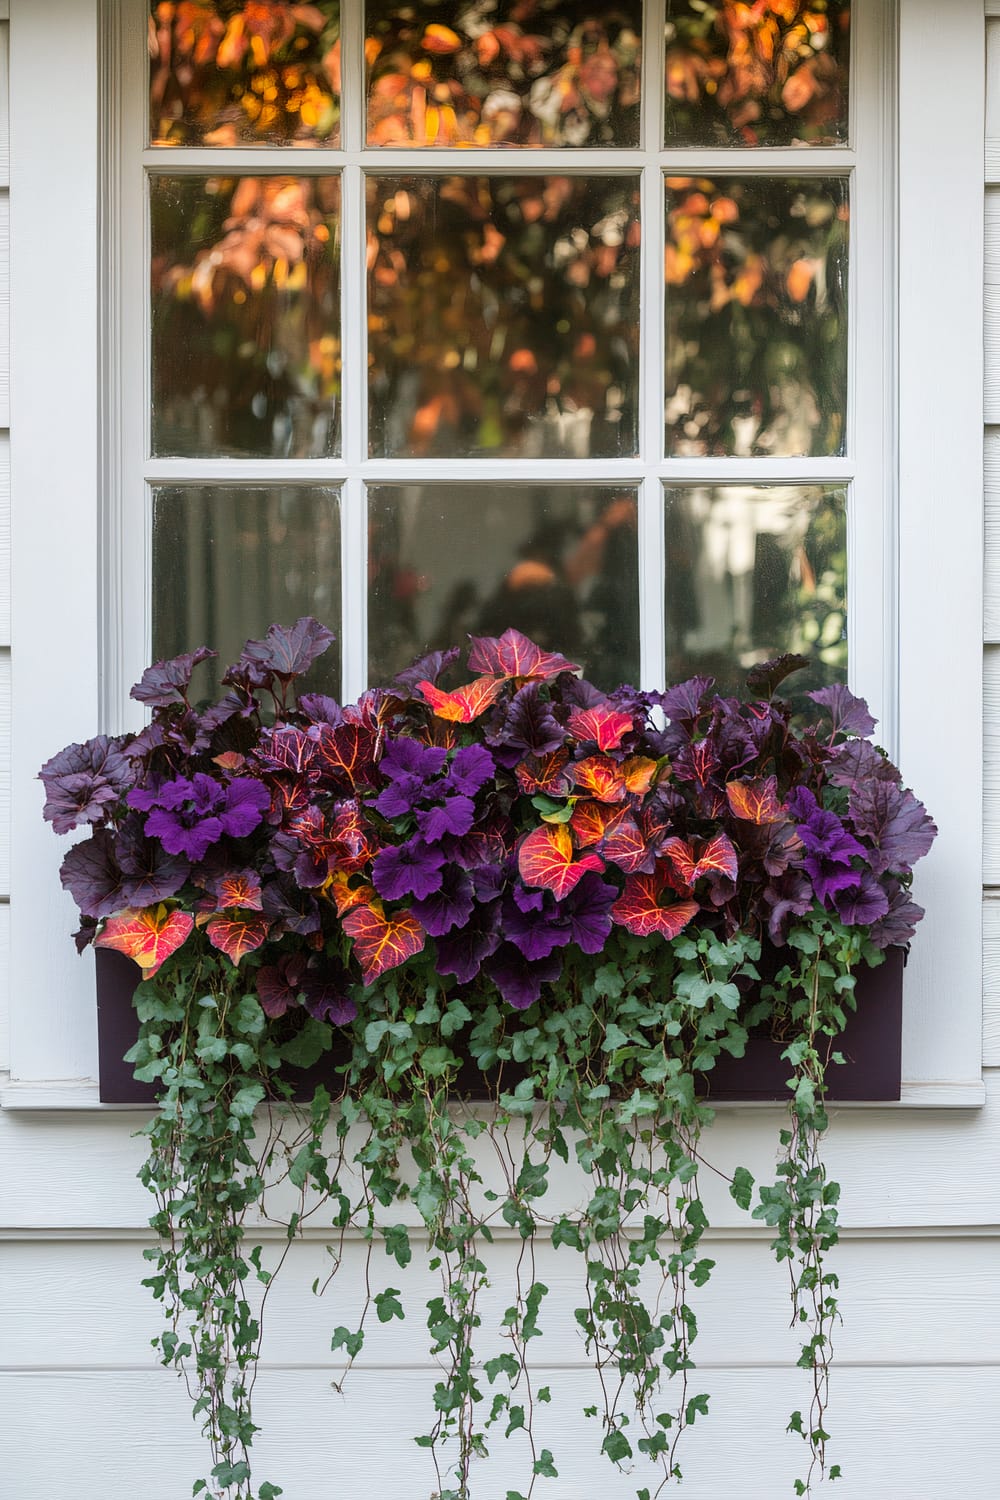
[234,617,335,684]
[834,874,891,927]
[40,735,134,834]
[745,653,810,698]
[393,647,462,696]
[435,907,502,983]
[372,840,445,902]
[849,781,937,877]
[868,881,926,949]
[130,646,217,707]
[486,945,563,1010]
[257,952,308,1017]
[411,867,475,937]
[808,684,878,740]
[493,683,566,757]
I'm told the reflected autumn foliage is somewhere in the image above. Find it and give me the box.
[665,175,848,457]
[366,0,641,147]
[664,0,849,147]
[149,0,341,146]
[151,175,341,457]
[367,175,640,458]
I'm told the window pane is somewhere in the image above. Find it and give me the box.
[367,176,640,458]
[368,485,640,689]
[152,486,342,700]
[664,0,850,148]
[665,175,848,457]
[149,1,342,148]
[366,0,642,147]
[664,483,846,698]
[151,175,341,459]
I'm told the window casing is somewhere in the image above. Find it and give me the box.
[2,0,984,1105]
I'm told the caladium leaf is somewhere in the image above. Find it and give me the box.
[571,755,627,805]
[566,704,635,751]
[417,675,506,723]
[342,902,426,984]
[611,874,699,940]
[236,617,335,683]
[726,776,781,824]
[467,628,579,683]
[205,914,270,965]
[130,646,217,707]
[95,906,194,976]
[518,823,604,899]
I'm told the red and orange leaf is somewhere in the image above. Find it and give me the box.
[622,755,659,797]
[216,872,263,911]
[418,675,505,722]
[726,775,781,824]
[691,830,739,882]
[327,872,376,918]
[313,723,380,789]
[518,823,604,899]
[571,754,627,804]
[570,799,618,848]
[342,902,425,984]
[515,749,572,796]
[611,875,699,940]
[660,837,697,892]
[95,906,194,977]
[212,751,246,772]
[600,810,651,874]
[467,628,580,683]
[566,704,634,751]
[205,914,270,965]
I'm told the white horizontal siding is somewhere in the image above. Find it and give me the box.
[0,648,8,895]
[988,16,1000,180]
[1,1365,997,1500]
[984,647,1000,882]
[0,900,8,1073]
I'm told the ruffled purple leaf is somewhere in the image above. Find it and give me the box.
[447,744,495,797]
[257,953,308,1018]
[411,866,475,937]
[218,778,271,838]
[372,840,445,902]
[493,683,566,757]
[849,781,937,877]
[435,909,501,983]
[379,736,448,784]
[416,795,475,844]
[130,646,217,707]
[834,873,891,927]
[660,675,714,727]
[299,693,344,727]
[116,818,192,907]
[40,735,134,834]
[261,876,322,936]
[145,807,223,863]
[808,684,878,740]
[60,822,189,919]
[503,891,571,961]
[868,881,925,949]
[826,738,899,791]
[374,773,425,820]
[560,871,619,955]
[393,647,462,697]
[763,872,815,946]
[486,944,562,1010]
[234,617,335,684]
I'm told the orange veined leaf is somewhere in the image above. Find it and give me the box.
[661,832,739,892]
[566,704,635,752]
[611,874,699,940]
[515,749,573,797]
[518,823,604,899]
[622,755,659,797]
[327,872,376,918]
[417,675,506,723]
[570,799,618,848]
[205,914,270,966]
[466,628,580,684]
[342,902,426,985]
[215,872,264,911]
[726,775,782,824]
[95,906,194,978]
[571,754,627,804]
[600,809,652,875]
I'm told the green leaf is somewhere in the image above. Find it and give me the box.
[279,1018,332,1068]
[258,1484,283,1499]
[374,1288,404,1323]
[730,1166,755,1212]
[383,1224,412,1269]
[532,1450,558,1477]
[331,1326,364,1358]
[601,1430,633,1463]
[229,1084,265,1119]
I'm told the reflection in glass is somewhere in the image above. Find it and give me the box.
[664,0,849,147]
[151,176,341,459]
[366,0,641,147]
[149,1,341,147]
[152,486,342,702]
[664,484,846,698]
[368,485,640,689]
[664,176,848,458]
[367,176,640,459]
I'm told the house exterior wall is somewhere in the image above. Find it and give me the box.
[2,4,999,1497]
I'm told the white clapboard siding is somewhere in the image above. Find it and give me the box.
[0,900,8,1073]
[0,648,8,894]
[3,1234,1000,1373]
[984,647,1000,883]
[0,25,8,189]
[9,1071,1000,1234]
[2,1365,998,1500]
[0,190,7,429]
[984,897,1000,1064]
[988,17,1000,181]
[0,434,8,645]
[985,429,1000,639]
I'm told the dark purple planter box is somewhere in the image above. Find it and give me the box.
[97,945,903,1106]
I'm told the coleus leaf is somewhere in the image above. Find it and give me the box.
[417,676,506,723]
[211,870,264,912]
[660,832,739,892]
[518,823,604,899]
[744,653,810,699]
[600,809,655,875]
[570,800,617,848]
[610,874,699,940]
[622,756,659,797]
[328,872,376,918]
[342,902,426,984]
[571,755,627,805]
[236,617,335,683]
[566,704,634,751]
[312,723,380,790]
[205,914,270,965]
[467,628,580,683]
[254,727,318,777]
[95,906,193,977]
[726,776,782,824]
[130,646,217,707]
[515,750,573,797]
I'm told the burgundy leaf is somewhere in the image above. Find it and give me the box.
[130,646,217,707]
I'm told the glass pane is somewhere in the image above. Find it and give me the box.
[665,175,848,458]
[664,0,850,147]
[664,483,846,698]
[149,1,341,148]
[368,485,640,690]
[152,486,342,702]
[151,175,341,459]
[366,0,641,147]
[368,176,640,458]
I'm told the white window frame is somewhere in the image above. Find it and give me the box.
[2,0,984,1107]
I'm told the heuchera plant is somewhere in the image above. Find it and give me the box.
[41,621,935,1500]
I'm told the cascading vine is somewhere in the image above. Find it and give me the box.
[41,621,935,1499]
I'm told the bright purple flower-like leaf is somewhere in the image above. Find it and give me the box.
[808,684,878,740]
[794,804,866,906]
[849,781,937,877]
[218,778,271,838]
[471,863,506,903]
[411,866,475,937]
[834,874,891,927]
[236,617,336,683]
[145,807,223,863]
[380,736,449,784]
[785,785,819,823]
[375,773,426,820]
[868,881,925,948]
[39,735,133,834]
[417,795,475,843]
[257,953,308,1018]
[447,744,495,797]
[372,840,445,902]
[503,891,571,961]
[559,872,618,955]
[130,646,217,707]
[486,944,562,1010]
[513,884,545,915]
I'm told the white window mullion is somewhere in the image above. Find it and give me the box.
[638,0,667,691]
